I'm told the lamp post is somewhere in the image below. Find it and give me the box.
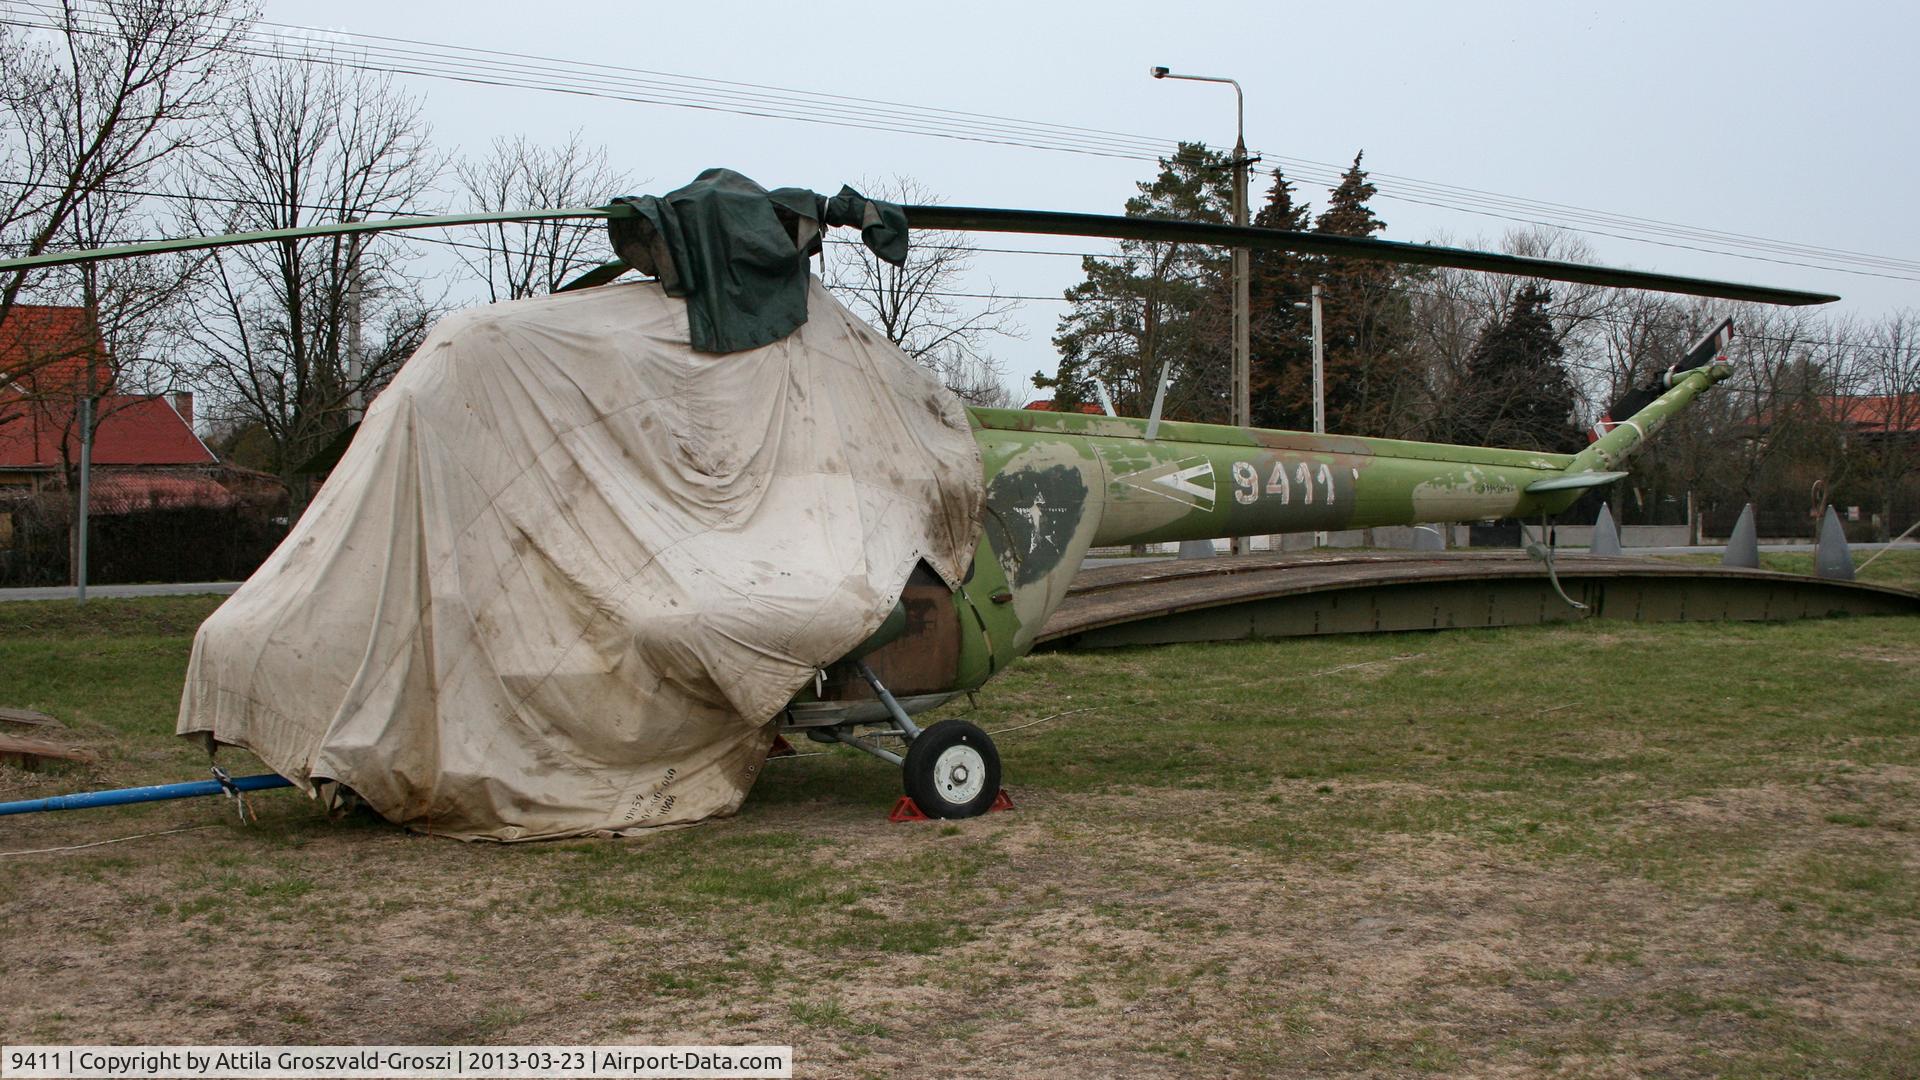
[1294,285,1326,547]
[1292,284,1325,437]
[1152,65,1255,554]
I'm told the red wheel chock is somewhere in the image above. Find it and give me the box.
[888,796,931,822]
[767,734,798,759]
[889,789,1015,823]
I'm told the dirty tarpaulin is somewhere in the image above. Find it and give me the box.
[177,279,982,840]
[607,168,910,354]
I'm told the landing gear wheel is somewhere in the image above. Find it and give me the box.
[902,719,1002,819]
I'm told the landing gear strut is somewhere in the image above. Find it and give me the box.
[812,661,1002,819]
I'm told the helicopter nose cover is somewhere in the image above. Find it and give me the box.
[176,279,983,840]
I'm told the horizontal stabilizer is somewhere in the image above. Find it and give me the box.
[1526,470,1629,493]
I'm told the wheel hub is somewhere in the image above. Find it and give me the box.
[933,744,986,804]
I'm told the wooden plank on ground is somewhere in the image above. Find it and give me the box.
[0,733,97,769]
[0,707,61,731]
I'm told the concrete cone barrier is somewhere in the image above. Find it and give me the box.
[1816,505,1854,580]
[1590,504,1623,556]
[1722,503,1760,568]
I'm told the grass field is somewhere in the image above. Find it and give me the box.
[1,594,1917,1077]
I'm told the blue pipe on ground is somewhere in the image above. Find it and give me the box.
[0,773,291,816]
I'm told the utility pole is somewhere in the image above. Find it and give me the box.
[1152,65,1258,554]
[1229,133,1250,556]
[346,230,365,423]
[75,396,92,603]
[1310,283,1325,439]
[1230,130,1250,436]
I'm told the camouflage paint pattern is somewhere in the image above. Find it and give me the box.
[1562,363,1731,476]
[936,361,1735,690]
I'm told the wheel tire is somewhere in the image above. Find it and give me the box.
[902,719,1001,819]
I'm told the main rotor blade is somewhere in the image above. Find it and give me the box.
[904,206,1842,307]
[0,207,615,272]
[1,200,1839,308]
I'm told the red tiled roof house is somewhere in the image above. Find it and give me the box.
[0,304,225,541]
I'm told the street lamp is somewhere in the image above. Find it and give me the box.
[1291,285,1325,438]
[1152,65,1256,554]
[1294,286,1326,548]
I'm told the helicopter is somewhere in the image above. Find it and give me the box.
[0,170,1837,835]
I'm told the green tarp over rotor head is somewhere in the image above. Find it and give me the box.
[608,168,908,353]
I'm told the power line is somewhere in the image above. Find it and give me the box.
[1372,189,1920,286]
[4,3,1169,162]
[1346,164,1920,276]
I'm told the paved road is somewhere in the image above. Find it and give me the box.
[1085,540,1920,569]
[0,581,241,603]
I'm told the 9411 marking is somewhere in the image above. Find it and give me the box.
[1232,460,1334,507]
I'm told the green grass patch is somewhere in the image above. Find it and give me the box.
[0,595,241,785]
[1658,548,1920,593]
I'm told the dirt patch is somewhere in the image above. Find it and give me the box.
[1841,643,1920,664]
[3,780,1916,1077]
[1640,782,1825,828]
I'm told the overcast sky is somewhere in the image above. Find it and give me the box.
[269,0,1920,393]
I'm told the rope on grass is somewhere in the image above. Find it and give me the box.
[989,706,1098,737]
[0,824,220,858]
[1290,653,1426,681]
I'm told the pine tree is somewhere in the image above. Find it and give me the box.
[1039,143,1233,420]
[1248,167,1316,428]
[1311,152,1418,437]
[1443,284,1583,452]
[1315,153,1387,237]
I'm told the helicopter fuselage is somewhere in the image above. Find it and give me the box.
[786,408,1584,726]
[787,358,1728,735]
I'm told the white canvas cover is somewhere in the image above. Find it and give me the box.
[177,280,983,840]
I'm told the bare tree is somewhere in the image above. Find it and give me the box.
[0,0,250,331]
[1,0,251,582]
[1408,228,1618,439]
[454,132,635,302]
[1846,311,1920,538]
[825,177,1022,407]
[1707,306,1847,528]
[183,54,442,504]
